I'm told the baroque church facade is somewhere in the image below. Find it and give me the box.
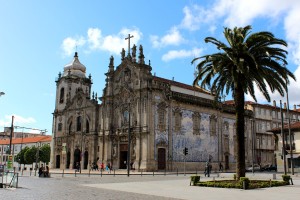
[50,44,255,171]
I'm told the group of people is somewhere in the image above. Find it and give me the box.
[38,164,49,177]
[90,158,112,173]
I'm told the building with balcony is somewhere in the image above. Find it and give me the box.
[268,121,300,172]
[223,100,300,168]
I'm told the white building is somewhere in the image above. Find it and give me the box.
[0,135,52,169]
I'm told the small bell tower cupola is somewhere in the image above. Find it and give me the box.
[54,52,92,111]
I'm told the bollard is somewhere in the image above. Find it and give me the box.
[89,169,91,177]
[213,177,215,187]
[114,169,115,177]
[269,179,272,187]
[75,170,77,177]
[243,180,246,190]
[273,173,276,180]
[16,173,19,188]
[62,169,64,177]
[22,169,24,176]
[30,170,32,176]
[290,178,293,185]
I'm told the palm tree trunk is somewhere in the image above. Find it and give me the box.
[234,79,246,179]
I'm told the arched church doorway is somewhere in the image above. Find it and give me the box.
[66,151,70,169]
[157,148,166,170]
[119,144,128,169]
[84,151,88,169]
[225,154,229,170]
[74,148,81,169]
[56,155,60,168]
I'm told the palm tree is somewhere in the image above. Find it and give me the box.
[192,25,295,179]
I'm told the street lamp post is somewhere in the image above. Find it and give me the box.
[285,82,294,175]
[35,142,41,176]
[280,100,287,175]
[124,105,131,177]
[250,119,255,174]
[9,116,14,155]
[80,131,86,174]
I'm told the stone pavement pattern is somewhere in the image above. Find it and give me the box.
[1,171,300,200]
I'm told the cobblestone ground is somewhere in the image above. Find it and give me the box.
[1,171,186,200]
[1,170,300,200]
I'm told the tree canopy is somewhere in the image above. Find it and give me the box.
[192,25,295,179]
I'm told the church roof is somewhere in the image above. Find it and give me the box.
[63,52,86,78]
[152,76,212,95]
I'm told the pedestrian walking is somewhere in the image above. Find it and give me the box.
[204,161,211,177]
[219,162,223,172]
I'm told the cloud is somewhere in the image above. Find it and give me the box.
[87,28,102,50]
[0,114,36,128]
[245,64,300,106]
[202,0,290,28]
[61,36,86,56]
[179,1,300,106]
[179,5,216,31]
[150,27,185,48]
[162,48,202,62]
[61,27,142,56]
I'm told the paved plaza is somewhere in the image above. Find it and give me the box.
[1,170,300,200]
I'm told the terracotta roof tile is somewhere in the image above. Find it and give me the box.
[268,121,300,133]
[0,135,52,145]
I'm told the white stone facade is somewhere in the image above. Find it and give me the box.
[51,46,256,172]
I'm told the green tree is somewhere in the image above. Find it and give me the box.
[192,25,295,179]
[39,144,50,164]
[24,146,37,166]
[15,146,30,167]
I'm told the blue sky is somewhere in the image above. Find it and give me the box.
[1,0,300,134]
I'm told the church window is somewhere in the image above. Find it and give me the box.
[223,122,229,135]
[59,88,65,104]
[233,135,237,158]
[158,110,165,131]
[76,116,82,131]
[224,135,229,152]
[58,123,63,131]
[68,121,72,135]
[192,112,200,135]
[210,115,217,136]
[86,119,90,133]
[157,102,167,131]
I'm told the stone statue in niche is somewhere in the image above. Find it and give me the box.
[113,145,117,157]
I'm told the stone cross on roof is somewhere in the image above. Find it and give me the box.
[125,34,134,57]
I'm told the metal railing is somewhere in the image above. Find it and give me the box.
[1,171,18,188]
